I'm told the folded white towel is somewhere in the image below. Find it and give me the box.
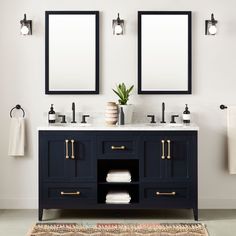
[8,118,25,156]
[106,191,130,198]
[227,106,236,174]
[106,170,132,182]
[106,200,130,204]
[106,176,131,183]
[107,170,131,176]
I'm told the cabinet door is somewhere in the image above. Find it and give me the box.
[165,132,196,180]
[140,135,166,181]
[39,131,95,182]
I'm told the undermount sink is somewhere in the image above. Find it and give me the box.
[49,123,91,127]
[166,123,184,127]
[145,123,185,127]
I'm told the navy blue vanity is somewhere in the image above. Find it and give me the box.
[38,125,198,221]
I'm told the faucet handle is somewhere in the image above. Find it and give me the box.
[81,115,90,124]
[170,115,179,123]
[147,115,156,124]
[58,115,67,123]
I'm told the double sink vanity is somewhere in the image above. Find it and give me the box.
[38,123,198,221]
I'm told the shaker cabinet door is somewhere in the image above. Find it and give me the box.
[165,132,197,180]
[140,135,166,181]
[39,131,96,182]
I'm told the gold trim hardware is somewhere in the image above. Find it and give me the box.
[156,191,176,196]
[65,140,69,159]
[71,139,75,159]
[161,140,165,159]
[167,140,171,159]
[60,191,80,196]
[111,145,126,150]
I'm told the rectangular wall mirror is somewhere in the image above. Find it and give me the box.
[138,11,192,94]
[45,11,99,94]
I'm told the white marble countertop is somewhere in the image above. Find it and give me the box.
[38,123,199,131]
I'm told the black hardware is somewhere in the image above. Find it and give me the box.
[205,13,218,35]
[170,115,179,123]
[220,104,227,110]
[10,104,25,118]
[81,115,90,123]
[71,102,76,123]
[58,115,66,123]
[160,102,166,123]
[147,115,156,123]
[20,13,32,35]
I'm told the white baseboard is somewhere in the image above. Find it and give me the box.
[1,198,236,209]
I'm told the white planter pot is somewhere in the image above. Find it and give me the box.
[119,104,134,124]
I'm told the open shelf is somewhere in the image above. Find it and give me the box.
[97,159,139,182]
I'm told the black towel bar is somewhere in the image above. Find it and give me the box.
[10,104,25,118]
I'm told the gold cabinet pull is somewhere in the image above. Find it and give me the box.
[111,145,126,150]
[167,140,171,159]
[65,140,69,159]
[161,140,165,159]
[71,139,75,159]
[156,191,176,196]
[60,191,80,196]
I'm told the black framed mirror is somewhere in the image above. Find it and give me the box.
[138,11,192,94]
[45,11,99,94]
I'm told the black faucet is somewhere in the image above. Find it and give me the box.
[71,102,76,123]
[160,102,166,123]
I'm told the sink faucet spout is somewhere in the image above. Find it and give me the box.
[71,102,77,123]
[160,102,166,123]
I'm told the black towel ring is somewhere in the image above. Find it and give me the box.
[10,104,25,118]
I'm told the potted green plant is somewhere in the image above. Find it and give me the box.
[112,83,134,124]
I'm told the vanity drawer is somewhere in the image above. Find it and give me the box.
[97,134,138,158]
[42,183,96,206]
[141,183,192,207]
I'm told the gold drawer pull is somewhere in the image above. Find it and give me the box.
[111,145,126,150]
[71,139,75,159]
[156,191,176,196]
[167,140,171,159]
[61,191,80,196]
[65,140,69,159]
[161,140,165,159]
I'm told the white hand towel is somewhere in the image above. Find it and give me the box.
[106,176,131,182]
[107,170,131,176]
[227,106,236,174]
[106,200,130,204]
[8,118,25,156]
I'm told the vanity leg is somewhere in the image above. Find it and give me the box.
[193,208,198,221]
[38,208,43,221]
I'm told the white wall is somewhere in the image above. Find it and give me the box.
[0,0,236,209]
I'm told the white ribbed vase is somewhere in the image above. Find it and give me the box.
[105,102,118,125]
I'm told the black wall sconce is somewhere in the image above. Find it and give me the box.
[112,13,124,35]
[20,14,32,35]
[205,13,218,35]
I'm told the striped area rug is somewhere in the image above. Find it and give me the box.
[27,223,208,236]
